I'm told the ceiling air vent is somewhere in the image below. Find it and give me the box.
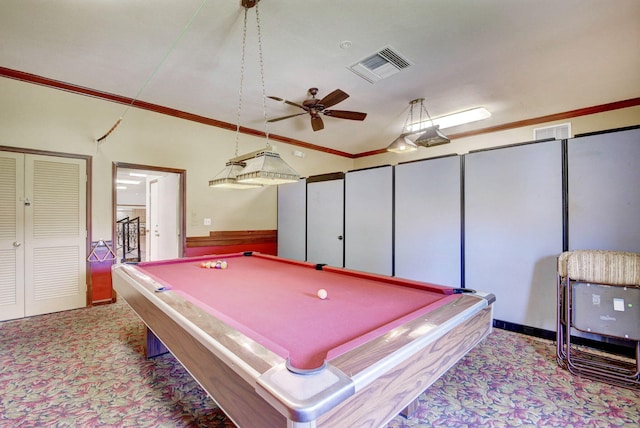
[534,123,572,141]
[349,46,413,83]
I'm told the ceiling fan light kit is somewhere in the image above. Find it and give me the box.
[209,0,300,189]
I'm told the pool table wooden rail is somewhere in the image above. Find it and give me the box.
[319,304,492,427]
[113,264,288,427]
[113,263,494,427]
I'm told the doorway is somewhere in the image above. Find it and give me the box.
[113,162,186,262]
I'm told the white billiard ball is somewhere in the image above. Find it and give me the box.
[317,289,328,300]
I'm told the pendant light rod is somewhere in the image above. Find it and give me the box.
[211,0,300,188]
[255,0,271,147]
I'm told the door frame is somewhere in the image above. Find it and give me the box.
[112,162,186,259]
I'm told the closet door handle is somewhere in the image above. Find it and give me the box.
[13,241,21,247]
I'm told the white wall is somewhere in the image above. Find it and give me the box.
[354,106,640,169]
[0,77,354,239]
[1,77,637,241]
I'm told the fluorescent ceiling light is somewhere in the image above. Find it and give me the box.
[116,179,140,185]
[116,186,127,190]
[129,172,148,178]
[406,107,491,133]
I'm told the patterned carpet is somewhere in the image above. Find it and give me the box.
[1,301,638,427]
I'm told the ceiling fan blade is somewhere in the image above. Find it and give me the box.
[311,115,324,131]
[267,112,307,123]
[319,89,349,108]
[323,110,367,121]
[268,96,306,109]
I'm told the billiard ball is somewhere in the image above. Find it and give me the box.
[317,289,328,299]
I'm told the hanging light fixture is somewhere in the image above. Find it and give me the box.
[386,97,451,152]
[210,0,299,188]
[233,148,300,185]
[236,1,299,185]
[209,2,261,189]
[411,97,451,147]
[386,99,420,153]
[386,135,418,153]
[209,160,262,189]
[236,146,300,185]
[414,125,450,147]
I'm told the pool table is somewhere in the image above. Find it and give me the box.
[112,252,495,428]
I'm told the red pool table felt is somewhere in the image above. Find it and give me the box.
[136,252,458,370]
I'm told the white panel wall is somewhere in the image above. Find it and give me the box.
[278,128,638,335]
[345,166,393,276]
[568,128,640,252]
[277,179,307,261]
[465,141,563,331]
[395,156,461,287]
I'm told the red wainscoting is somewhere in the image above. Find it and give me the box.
[185,230,278,257]
[88,240,117,305]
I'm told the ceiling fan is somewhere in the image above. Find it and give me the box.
[267,88,367,131]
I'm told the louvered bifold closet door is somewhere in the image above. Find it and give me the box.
[24,155,86,316]
[0,152,25,321]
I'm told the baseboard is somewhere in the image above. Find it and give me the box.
[493,319,636,359]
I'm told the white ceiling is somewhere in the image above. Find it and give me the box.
[1,0,639,155]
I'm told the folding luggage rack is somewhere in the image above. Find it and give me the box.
[557,250,640,388]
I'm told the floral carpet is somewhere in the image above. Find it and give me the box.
[0,301,638,427]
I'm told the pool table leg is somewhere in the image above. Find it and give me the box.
[400,399,419,418]
[145,326,169,358]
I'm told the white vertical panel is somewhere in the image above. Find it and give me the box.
[277,179,306,261]
[568,128,640,252]
[465,141,563,331]
[345,166,393,276]
[24,155,86,316]
[307,178,344,267]
[0,151,25,321]
[395,156,461,287]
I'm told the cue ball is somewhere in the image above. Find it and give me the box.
[317,289,328,299]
